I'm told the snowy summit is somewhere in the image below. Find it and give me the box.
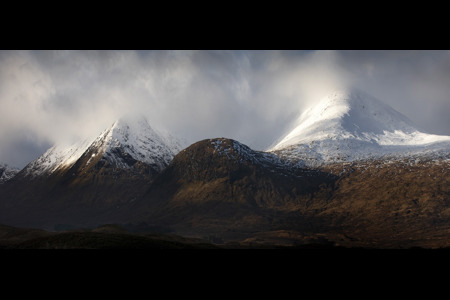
[269,88,450,166]
[88,114,185,170]
[23,115,186,177]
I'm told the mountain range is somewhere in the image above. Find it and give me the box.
[1,88,449,248]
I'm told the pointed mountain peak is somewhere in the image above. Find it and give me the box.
[22,114,184,177]
[270,88,450,165]
[112,113,152,130]
[108,113,187,153]
[271,88,419,151]
[302,88,416,128]
[84,114,184,171]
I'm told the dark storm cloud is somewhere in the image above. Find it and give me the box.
[1,50,450,168]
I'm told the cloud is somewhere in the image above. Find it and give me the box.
[335,50,450,134]
[1,50,450,168]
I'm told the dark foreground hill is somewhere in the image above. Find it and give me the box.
[0,224,219,249]
[0,160,155,230]
[0,116,182,230]
[124,138,450,249]
[122,138,338,242]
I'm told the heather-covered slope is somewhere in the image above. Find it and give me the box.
[117,137,450,248]
[317,158,450,248]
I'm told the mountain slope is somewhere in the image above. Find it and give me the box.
[21,139,93,178]
[269,89,450,166]
[318,158,450,248]
[126,138,337,240]
[126,137,450,248]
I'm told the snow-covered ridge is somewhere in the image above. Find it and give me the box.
[23,139,93,177]
[23,115,185,177]
[211,138,280,164]
[269,88,450,166]
[209,138,292,171]
[0,164,20,183]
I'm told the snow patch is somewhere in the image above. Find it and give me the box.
[209,138,293,171]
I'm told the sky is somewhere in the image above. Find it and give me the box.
[1,50,450,169]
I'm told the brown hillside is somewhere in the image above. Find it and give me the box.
[128,138,338,240]
[318,158,450,248]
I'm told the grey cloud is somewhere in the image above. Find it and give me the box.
[336,50,450,134]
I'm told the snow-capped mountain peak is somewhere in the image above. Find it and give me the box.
[269,88,450,165]
[22,115,185,177]
[91,115,184,170]
[271,89,418,149]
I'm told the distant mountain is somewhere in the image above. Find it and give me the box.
[269,89,450,166]
[0,115,185,230]
[0,164,19,184]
